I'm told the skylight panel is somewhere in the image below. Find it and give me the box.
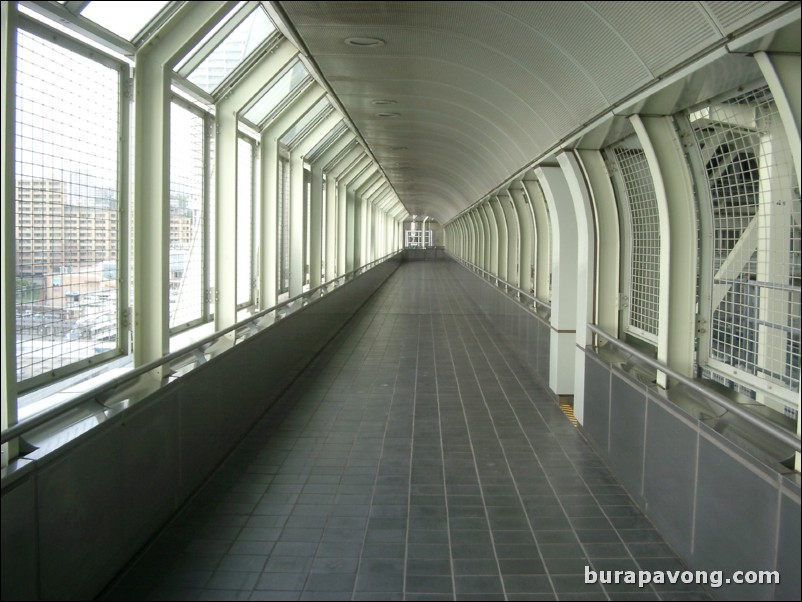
[280,98,332,147]
[186,6,276,94]
[242,60,310,126]
[80,1,170,41]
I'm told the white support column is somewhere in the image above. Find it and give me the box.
[287,149,305,297]
[383,211,390,258]
[476,202,484,273]
[576,150,620,337]
[535,166,578,396]
[1,1,18,463]
[754,51,802,469]
[385,210,391,258]
[467,215,474,262]
[756,122,795,403]
[509,185,534,296]
[309,163,324,288]
[372,206,380,261]
[635,117,697,379]
[630,115,673,387]
[556,152,596,423]
[485,202,499,277]
[260,86,326,309]
[380,213,387,257]
[472,209,484,268]
[755,52,801,184]
[523,177,551,303]
[489,197,507,282]
[470,210,483,267]
[288,112,341,296]
[498,191,520,287]
[385,216,390,254]
[134,1,235,365]
[461,217,470,260]
[460,216,469,260]
[371,204,378,262]
[453,219,461,256]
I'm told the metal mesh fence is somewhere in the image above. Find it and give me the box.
[208,123,216,318]
[689,85,800,397]
[278,157,290,294]
[15,29,120,384]
[612,145,662,341]
[304,168,311,285]
[321,172,327,281]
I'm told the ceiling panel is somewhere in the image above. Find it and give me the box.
[279,1,796,223]
[702,1,791,34]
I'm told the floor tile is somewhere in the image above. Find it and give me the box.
[102,261,697,602]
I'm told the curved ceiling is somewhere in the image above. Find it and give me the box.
[279,0,794,223]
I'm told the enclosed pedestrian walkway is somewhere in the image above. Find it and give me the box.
[102,259,707,601]
[2,2,799,601]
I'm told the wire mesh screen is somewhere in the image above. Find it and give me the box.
[207,124,216,318]
[278,157,290,294]
[613,146,661,341]
[689,85,800,397]
[304,168,311,285]
[169,102,205,330]
[15,29,120,384]
[236,137,253,306]
[321,172,327,281]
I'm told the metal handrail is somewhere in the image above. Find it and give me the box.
[588,324,801,453]
[1,252,402,446]
[449,254,551,311]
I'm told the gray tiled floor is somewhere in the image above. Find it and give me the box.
[102,260,710,601]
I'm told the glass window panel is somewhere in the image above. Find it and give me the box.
[280,98,331,147]
[187,7,275,94]
[80,1,170,40]
[237,138,254,305]
[169,103,205,330]
[15,29,121,387]
[243,60,310,126]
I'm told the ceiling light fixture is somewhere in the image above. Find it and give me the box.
[345,37,385,47]
[375,112,400,118]
[372,99,397,105]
